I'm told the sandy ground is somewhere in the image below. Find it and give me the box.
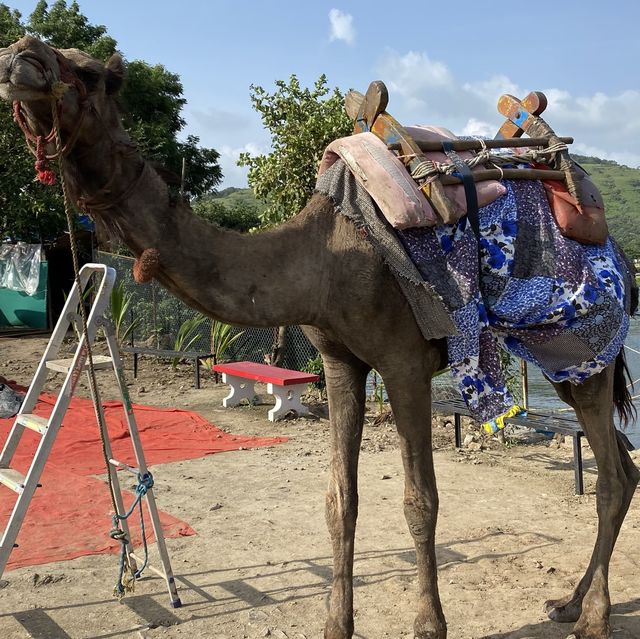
[1,335,640,639]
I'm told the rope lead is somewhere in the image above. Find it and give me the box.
[111,472,155,599]
[50,99,152,601]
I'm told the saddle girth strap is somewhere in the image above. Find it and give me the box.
[441,140,480,237]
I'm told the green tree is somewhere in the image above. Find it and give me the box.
[238,74,352,226]
[119,61,222,198]
[0,104,66,241]
[27,0,116,60]
[192,197,260,233]
[0,5,25,46]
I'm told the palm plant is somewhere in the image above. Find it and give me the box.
[202,320,245,382]
[172,314,207,368]
[109,282,140,344]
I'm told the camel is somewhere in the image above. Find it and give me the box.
[0,36,638,639]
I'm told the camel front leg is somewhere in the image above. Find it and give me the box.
[322,354,368,639]
[546,367,639,639]
[386,374,447,639]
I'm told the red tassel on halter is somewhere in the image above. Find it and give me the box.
[36,167,56,185]
[34,135,56,185]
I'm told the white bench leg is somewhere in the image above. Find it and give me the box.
[221,373,257,408]
[267,382,309,421]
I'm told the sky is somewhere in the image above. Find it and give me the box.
[5,1,640,188]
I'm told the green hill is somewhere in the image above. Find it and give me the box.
[211,158,640,259]
[572,155,640,259]
[212,187,265,213]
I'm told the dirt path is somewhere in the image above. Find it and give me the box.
[1,336,640,638]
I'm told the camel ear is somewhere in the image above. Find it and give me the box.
[105,53,125,94]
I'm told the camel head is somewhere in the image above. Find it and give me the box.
[0,35,127,160]
[0,36,163,279]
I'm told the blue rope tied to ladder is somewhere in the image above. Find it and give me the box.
[110,471,154,599]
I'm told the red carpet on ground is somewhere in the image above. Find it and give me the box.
[0,392,286,570]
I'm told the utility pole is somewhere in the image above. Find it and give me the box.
[179,157,186,201]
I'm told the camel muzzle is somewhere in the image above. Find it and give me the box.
[0,36,60,102]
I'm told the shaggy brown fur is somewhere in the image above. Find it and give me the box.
[133,247,160,284]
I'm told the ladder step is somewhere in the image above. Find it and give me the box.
[46,355,113,373]
[0,468,26,493]
[129,552,167,580]
[16,413,49,434]
[109,458,140,475]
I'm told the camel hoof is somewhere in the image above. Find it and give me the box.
[545,597,582,623]
[324,616,353,639]
[414,615,447,639]
[564,624,612,639]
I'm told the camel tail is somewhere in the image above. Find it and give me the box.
[614,348,636,428]
[615,264,638,428]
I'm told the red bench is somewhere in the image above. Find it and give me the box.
[212,361,320,421]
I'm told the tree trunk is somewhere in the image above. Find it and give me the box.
[267,326,288,367]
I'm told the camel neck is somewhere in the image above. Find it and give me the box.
[69,148,327,328]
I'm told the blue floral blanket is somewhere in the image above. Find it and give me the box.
[397,179,632,423]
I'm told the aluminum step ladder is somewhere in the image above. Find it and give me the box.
[0,263,181,607]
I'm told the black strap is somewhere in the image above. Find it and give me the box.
[441,141,480,237]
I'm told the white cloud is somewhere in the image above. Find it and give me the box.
[218,142,266,188]
[374,49,640,169]
[377,49,453,93]
[463,75,523,108]
[460,118,496,138]
[329,9,355,45]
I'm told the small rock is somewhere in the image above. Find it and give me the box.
[463,434,475,447]
[0,579,8,589]
[546,566,556,574]
[260,628,271,637]
[249,610,268,622]
[534,560,544,569]
[381,474,391,480]
[139,386,146,393]
[209,503,223,511]
[272,630,288,639]
[467,441,483,452]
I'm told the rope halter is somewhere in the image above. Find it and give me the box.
[12,49,89,184]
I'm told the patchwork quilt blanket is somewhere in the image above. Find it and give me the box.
[315,159,633,425]
[398,179,632,423]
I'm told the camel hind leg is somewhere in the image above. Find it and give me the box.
[544,364,639,638]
